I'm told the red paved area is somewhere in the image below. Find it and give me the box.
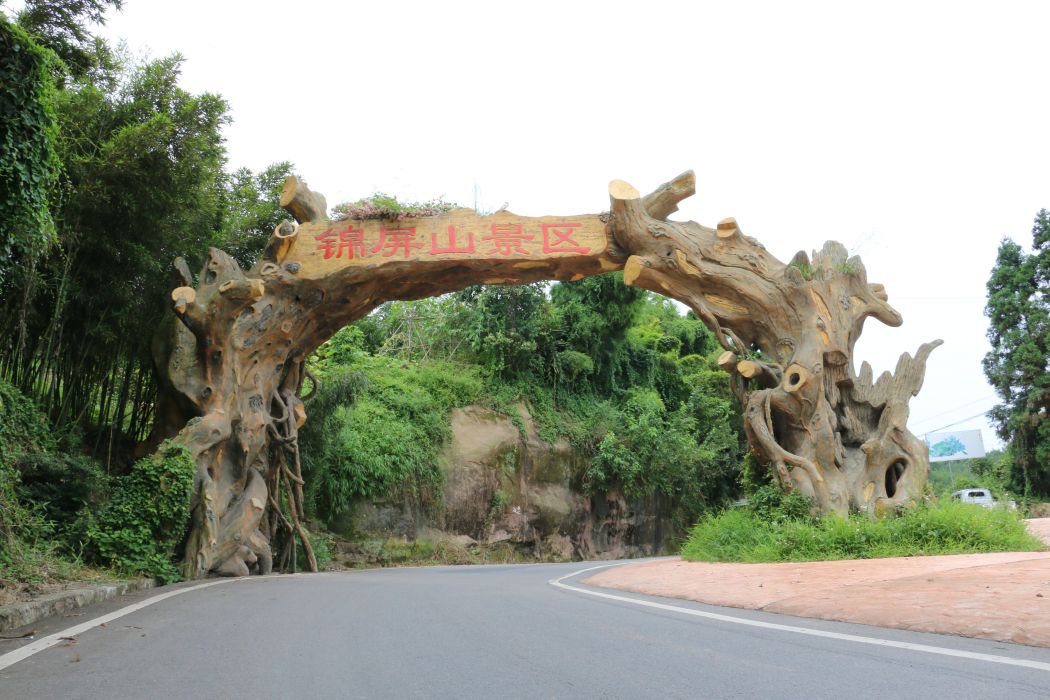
[583,519,1050,647]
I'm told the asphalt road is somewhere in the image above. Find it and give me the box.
[2,561,1050,699]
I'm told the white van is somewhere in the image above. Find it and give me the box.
[951,488,996,507]
[950,488,1016,509]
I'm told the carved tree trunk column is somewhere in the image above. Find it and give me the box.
[606,175,940,517]
[156,178,341,577]
[154,179,625,577]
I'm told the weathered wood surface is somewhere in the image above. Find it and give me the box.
[153,171,939,578]
[292,210,612,278]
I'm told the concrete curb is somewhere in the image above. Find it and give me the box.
[0,578,155,634]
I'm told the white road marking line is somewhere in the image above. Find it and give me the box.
[549,566,1050,673]
[0,571,326,672]
[8,564,1046,675]
[0,578,242,672]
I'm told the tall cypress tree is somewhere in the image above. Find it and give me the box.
[982,210,1050,495]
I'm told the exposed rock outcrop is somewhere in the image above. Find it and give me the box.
[336,403,674,562]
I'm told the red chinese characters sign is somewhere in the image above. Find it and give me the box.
[293,209,609,278]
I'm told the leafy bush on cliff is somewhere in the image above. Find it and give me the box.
[300,355,483,525]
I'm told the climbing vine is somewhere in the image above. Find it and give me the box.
[0,17,60,281]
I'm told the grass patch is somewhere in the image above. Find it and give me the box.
[682,489,1044,563]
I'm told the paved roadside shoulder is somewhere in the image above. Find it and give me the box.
[582,552,1050,647]
[0,579,155,635]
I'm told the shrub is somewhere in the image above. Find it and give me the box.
[489,490,510,520]
[557,350,594,382]
[0,384,43,549]
[332,192,455,220]
[306,531,332,570]
[0,381,54,452]
[84,442,195,582]
[16,451,108,531]
[0,381,97,585]
[747,484,813,524]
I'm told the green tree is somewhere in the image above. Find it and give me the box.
[362,296,476,363]
[550,272,644,393]
[217,161,296,270]
[458,283,551,379]
[584,385,741,527]
[982,210,1050,496]
[0,52,232,464]
[12,0,123,82]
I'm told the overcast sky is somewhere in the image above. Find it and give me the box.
[79,1,1050,449]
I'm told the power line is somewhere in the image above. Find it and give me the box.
[911,395,997,427]
[893,296,985,301]
[919,410,992,437]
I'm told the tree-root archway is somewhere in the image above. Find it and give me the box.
[153,171,939,577]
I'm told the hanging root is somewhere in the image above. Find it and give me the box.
[301,368,319,401]
[745,389,828,497]
[262,384,317,573]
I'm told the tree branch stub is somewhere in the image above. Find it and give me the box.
[716,217,740,239]
[280,176,328,224]
[171,286,196,315]
[737,359,782,388]
[262,221,299,264]
[641,170,696,220]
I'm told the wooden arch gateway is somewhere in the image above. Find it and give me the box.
[154,171,940,578]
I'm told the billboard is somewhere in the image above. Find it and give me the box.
[925,430,985,462]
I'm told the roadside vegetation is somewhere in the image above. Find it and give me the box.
[927,450,1021,504]
[0,2,293,591]
[681,486,1044,563]
[0,382,110,593]
[1,380,196,592]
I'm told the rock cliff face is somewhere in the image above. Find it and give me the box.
[342,403,675,561]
